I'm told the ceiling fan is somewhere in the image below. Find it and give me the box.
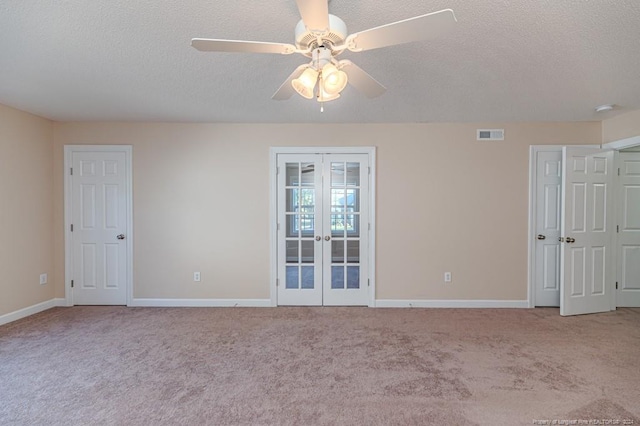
[191,0,456,105]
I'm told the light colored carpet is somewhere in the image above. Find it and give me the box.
[1,306,639,425]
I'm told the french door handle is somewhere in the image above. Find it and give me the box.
[117,234,125,240]
[315,236,321,241]
[324,236,331,241]
[537,234,546,240]
[565,237,575,243]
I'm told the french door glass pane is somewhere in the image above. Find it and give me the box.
[300,163,315,186]
[331,163,345,186]
[286,240,298,262]
[286,164,299,186]
[347,266,360,289]
[347,240,359,263]
[301,266,314,289]
[346,189,359,212]
[286,266,299,289]
[286,215,298,238]
[301,240,314,263]
[346,163,360,186]
[332,266,344,289]
[332,240,344,263]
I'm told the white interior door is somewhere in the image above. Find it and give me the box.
[560,147,614,316]
[277,155,323,306]
[276,153,370,306]
[71,150,129,305]
[616,152,640,307]
[534,150,562,306]
[322,155,369,306]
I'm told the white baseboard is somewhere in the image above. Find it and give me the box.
[0,298,66,326]
[374,299,530,308]
[129,298,272,308]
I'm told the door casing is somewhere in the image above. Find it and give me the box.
[269,147,376,307]
[64,145,133,306]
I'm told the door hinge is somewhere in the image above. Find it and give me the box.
[71,280,74,288]
[70,224,74,232]
[618,168,620,176]
[276,278,279,287]
[616,282,618,290]
[277,223,280,231]
[368,166,371,175]
[368,279,370,287]
[70,167,73,175]
[276,166,280,175]
[617,225,619,233]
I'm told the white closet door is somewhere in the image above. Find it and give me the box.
[616,152,640,307]
[560,147,614,316]
[71,151,128,305]
[534,150,562,306]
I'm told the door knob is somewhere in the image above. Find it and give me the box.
[324,236,331,241]
[537,234,546,240]
[315,236,321,241]
[566,237,575,243]
[117,234,125,240]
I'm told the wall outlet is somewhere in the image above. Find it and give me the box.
[39,273,48,285]
[193,272,201,282]
[444,272,452,283]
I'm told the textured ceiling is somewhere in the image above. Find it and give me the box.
[1,0,639,123]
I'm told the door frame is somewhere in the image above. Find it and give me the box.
[269,147,376,307]
[63,145,134,307]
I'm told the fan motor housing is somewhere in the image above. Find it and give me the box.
[295,14,348,54]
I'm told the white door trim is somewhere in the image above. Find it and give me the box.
[64,145,133,307]
[603,135,640,151]
[269,147,376,307]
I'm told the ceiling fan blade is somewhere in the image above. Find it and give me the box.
[345,9,456,52]
[272,64,309,100]
[340,60,386,98]
[295,0,329,32]
[191,38,296,55]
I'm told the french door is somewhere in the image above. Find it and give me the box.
[276,153,370,306]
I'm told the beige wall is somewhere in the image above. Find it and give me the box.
[602,110,640,143]
[0,104,54,316]
[52,121,601,302]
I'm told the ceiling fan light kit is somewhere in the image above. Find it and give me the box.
[292,67,319,99]
[191,0,457,108]
[291,47,349,103]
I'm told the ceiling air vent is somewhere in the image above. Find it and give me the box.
[477,129,504,141]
